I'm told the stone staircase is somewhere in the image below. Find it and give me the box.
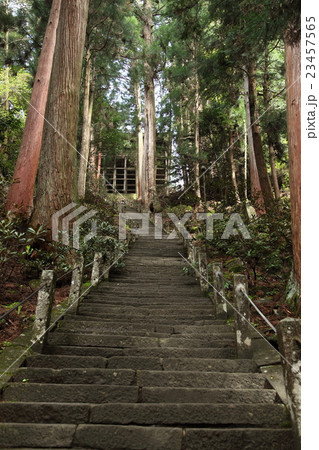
[0,226,293,449]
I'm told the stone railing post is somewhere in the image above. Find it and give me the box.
[31,270,56,351]
[67,255,85,314]
[101,259,110,281]
[186,240,194,263]
[277,318,301,448]
[91,252,103,286]
[198,251,209,294]
[233,274,252,358]
[213,263,227,319]
[118,202,126,213]
[193,246,199,279]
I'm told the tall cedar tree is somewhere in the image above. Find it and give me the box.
[285,23,301,298]
[31,0,89,231]
[142,0,156,208]
[6,0,61,218]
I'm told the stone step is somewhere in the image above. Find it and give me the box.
[95,291,203,298]
[93,285,202,293]
[127,252,183,258]
[61,319,231,333]
[108,277,198,283]
[62,315,221,325]
[83,297,212,306]
[47,333,234,349]
[2,385,275,404]
[55,328,233,340]
[0,423,76,449]
[77,306,215,315]
[12,368,136,385]
[114,257,184,262]
[137,370,268,389]
[173,324,233,334]
[44,345,237,359]
[86,291,203,299]
[101,282,200,288]
[57,321,232,335]
[25,355,107,369]
[63,315,224,325]
[76,312,216,322]
[0,402,90,424]
[90,403,286,425]
[123,263,185,269]
[2,384,139,403]
[106,357,257,372]
[106,282,199,288]
[82,300,213,308]
[55,328,172,339]
[110,269,193,275]
[11,368,266,388]
[0,402,285,425]
[59,320,173,332]
[0,424,293,450]
[182,428,293,450]
[127,248,184,253]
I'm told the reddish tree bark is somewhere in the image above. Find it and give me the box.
[285,37,301,289]
[5,0,62,217]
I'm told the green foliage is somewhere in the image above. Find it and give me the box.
[0,68,32,109]
[80,218,128,266]
[0,216,73,282]
[190,201,292,281]
[208,205,292,279]
[2,301,23,315]
[164,204,193,217]
[0,68,32,177]
[0,216,46,273]
[182,266,192,276]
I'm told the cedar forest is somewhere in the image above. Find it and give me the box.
[0,0,300,348]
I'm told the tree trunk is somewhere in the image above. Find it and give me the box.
[6,0,62,217]
[285,35,301,294]
[3,1,10,150]
[134,80,144,201]
[242,124,248,201]
[243,67,263,210]
[96,124,104,185]
[246,61,274,213]
[229,129,241,204]
[194,67,201,200]
[96,151,102,181]
[142,0,156,208]
[89,126,96,175]
[78,48,94,200]
[263,48,281,201]
[31,0,89,231]
[269,143,281,200]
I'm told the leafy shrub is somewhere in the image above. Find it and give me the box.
[187,200,293,281]
[164,204,193,217]
[79,216,128,267]
[0,216,46,281]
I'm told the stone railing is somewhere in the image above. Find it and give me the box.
[181,235,301,447]
[30,232,136,352]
